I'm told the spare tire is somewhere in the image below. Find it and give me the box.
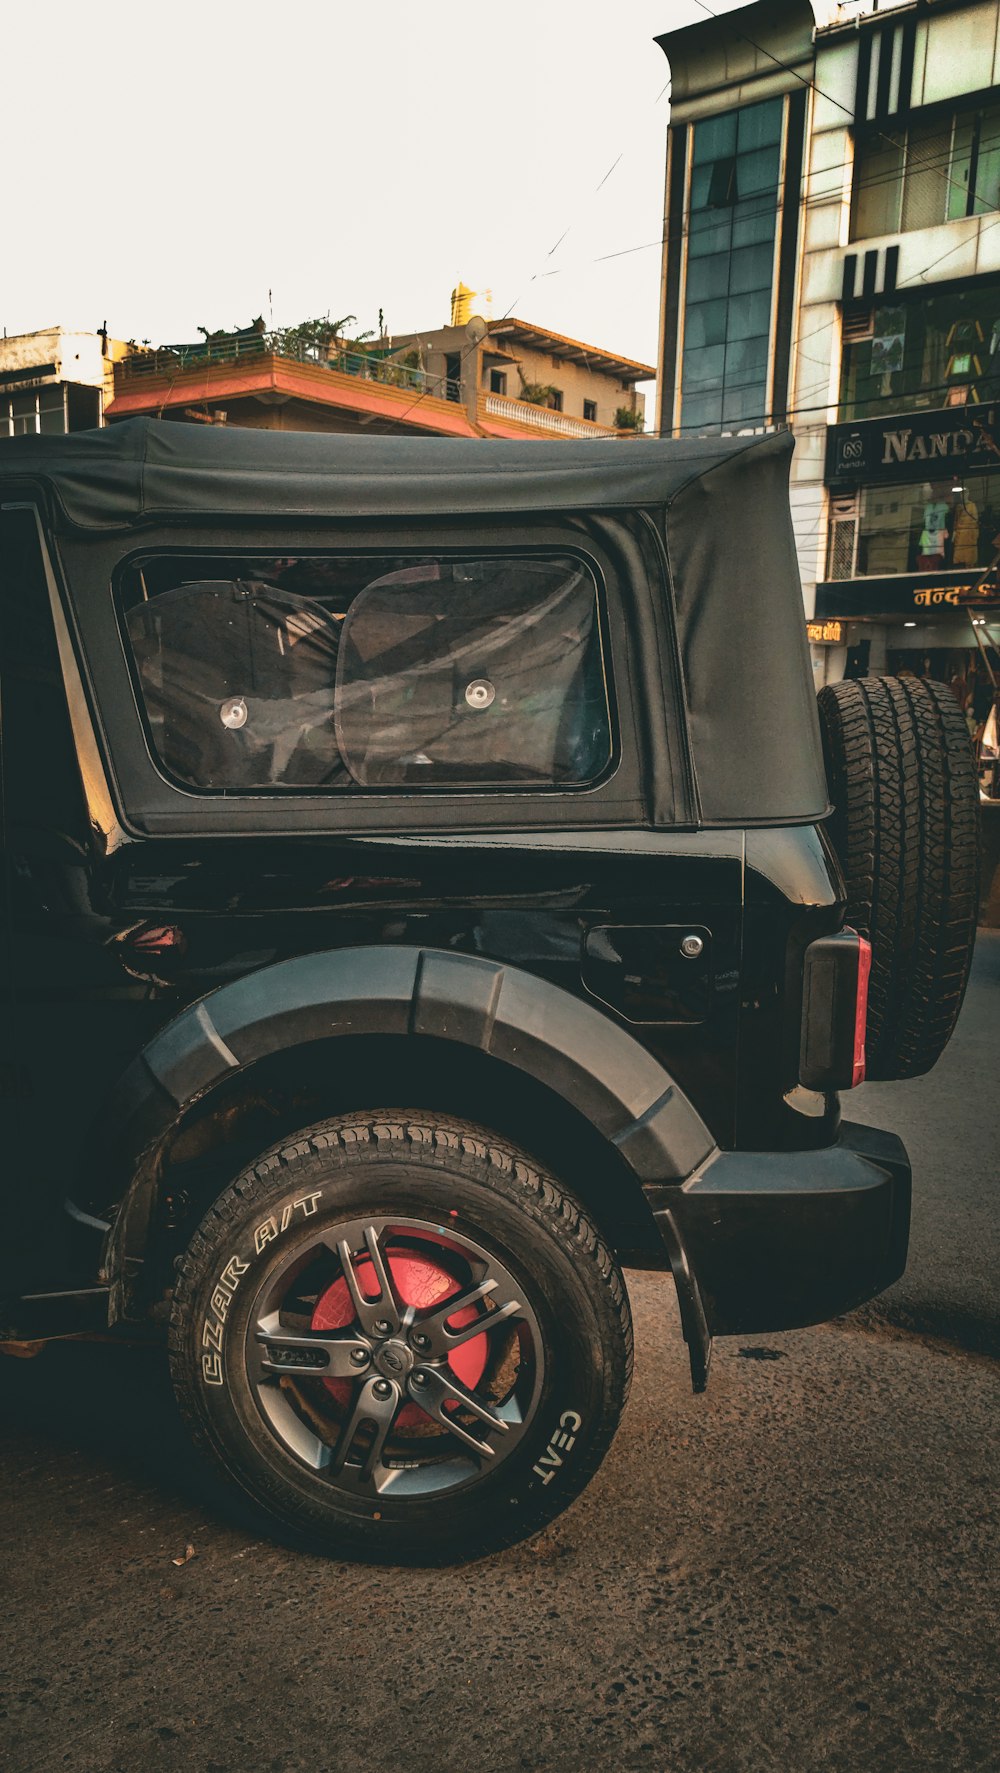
[817,674,979,1081]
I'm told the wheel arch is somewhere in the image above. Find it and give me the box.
[85,946,715,1318]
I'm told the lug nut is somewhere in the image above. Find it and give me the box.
[349,1347,370,1367]
[411,1331,430,1352]
[373,1319,392,1336]
[371,1378,393,1400]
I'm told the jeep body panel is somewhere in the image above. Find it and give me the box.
[0,425,910,1381]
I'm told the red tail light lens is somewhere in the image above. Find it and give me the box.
[800,926,872,1092]
[852,932,872,1088]
[127,923,187,957]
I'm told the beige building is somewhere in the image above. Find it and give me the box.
[0,326,128,436]
[106,306,654,441]
[391,306,654,439]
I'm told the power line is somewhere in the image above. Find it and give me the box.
[383,5,996,436]
[686,0,976,212]
[378,75,673,434]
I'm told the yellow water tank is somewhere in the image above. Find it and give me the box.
[450,282,476,327]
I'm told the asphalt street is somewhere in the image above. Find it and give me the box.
[2,939,998,1773]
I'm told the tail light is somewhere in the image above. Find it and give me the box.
[111,921,188,981]
[800,927,870,1092]
[852,932,872,1088]
[124,923,187,957]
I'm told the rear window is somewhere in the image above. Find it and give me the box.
[120,552,612,793]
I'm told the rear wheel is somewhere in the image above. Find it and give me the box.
[818,674,979,1080]
[169,1113,632,1563]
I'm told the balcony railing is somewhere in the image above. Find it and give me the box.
[480,391,626,438]
[115,335,453,401]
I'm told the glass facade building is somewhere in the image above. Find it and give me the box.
[680,98,784,433]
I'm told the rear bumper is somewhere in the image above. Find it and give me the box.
[654,1120,910,1382]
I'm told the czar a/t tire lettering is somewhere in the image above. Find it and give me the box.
[168,1113,632,1563]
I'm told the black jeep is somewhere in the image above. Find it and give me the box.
[0,420,978,1561]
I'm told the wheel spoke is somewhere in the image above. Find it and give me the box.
[328,1375,401,1486]
[415,1277,523,1356]
[246,1211,545,1503]
[335,1224,402,1335]
[254,1314,372,1380]
[409,1366,510,1460]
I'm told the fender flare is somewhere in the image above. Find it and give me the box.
[94,945,716,1376]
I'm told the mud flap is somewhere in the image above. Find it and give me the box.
[654,1206,713,1394]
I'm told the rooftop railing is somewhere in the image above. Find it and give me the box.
[115,335,453,400]
[480,391,628,438]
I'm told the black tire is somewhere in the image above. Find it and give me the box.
[169,1113,632,1564]
[817,674,979,1081]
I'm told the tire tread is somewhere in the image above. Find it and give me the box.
[818,674,978,1080]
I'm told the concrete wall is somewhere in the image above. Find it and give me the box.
[485,344,644,427]
[0,328,118,388]
[392,324,647,429]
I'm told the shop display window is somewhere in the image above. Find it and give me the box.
[828,474,1000,579]
[681,96,782,434]
[840,281,1000,420]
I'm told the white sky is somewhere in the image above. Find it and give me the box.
[3,0,752,383]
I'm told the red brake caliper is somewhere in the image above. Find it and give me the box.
[311,1247,488,1428]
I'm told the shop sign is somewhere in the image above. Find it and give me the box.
[825,402,1000,486]
[815,572,1000,620]
[806,619,844,644]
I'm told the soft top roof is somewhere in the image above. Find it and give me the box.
[0,415,791,531]
[1,419,828,827]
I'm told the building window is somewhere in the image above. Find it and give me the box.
[489,369,507,395]
[680,96,783,433]
[121,553,613,793]
[66,384,100,431]
[444,352,461,402]
[852,106,1000,240]
[547,389,564,412]
[827,473,999,578]
[583,399,597,422]
[0,387,68,437]
[841,283,1000,420]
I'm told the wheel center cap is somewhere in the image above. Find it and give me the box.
[374,1339,415,1380]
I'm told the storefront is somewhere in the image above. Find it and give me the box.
[817,397,1000,698]
[839,278,1000,425]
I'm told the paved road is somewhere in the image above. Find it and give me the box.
[2,944,998,1773]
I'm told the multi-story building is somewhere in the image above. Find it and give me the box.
[105,305,653,441]
[390,307,652,439]
[0,326,128,437]
[807,0,1000,691]
[655,0,1000,696]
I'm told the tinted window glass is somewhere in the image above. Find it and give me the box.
[122,553,612,793]
[682,96,782,433]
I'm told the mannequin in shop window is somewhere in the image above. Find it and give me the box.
[952,488,981,567]
[916,484,952,570]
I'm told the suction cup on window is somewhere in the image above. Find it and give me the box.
[464,678,496,710]
[220,696,249,730]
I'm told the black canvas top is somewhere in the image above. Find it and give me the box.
[0,420,828,825]
[1,415,787,529]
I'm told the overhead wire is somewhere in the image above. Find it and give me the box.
[370,2,995,436]
[687,0,979,213]
[377,71,674,434]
